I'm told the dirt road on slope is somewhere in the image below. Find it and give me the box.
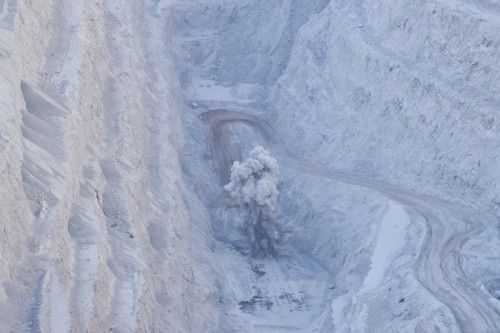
[202,108,500,333]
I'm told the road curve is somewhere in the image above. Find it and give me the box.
[201,108,500,333]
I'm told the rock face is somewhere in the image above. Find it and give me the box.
[0,1,215,332]
[269,0,500,209]
[2,0,500,332]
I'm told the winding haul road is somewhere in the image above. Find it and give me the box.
[202,108,500,333]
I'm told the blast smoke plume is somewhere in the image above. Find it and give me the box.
[224,147,281,257]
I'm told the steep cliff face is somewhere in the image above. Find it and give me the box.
[0,1,216,331]
[2,0,500,332]
[269,0,500,209]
